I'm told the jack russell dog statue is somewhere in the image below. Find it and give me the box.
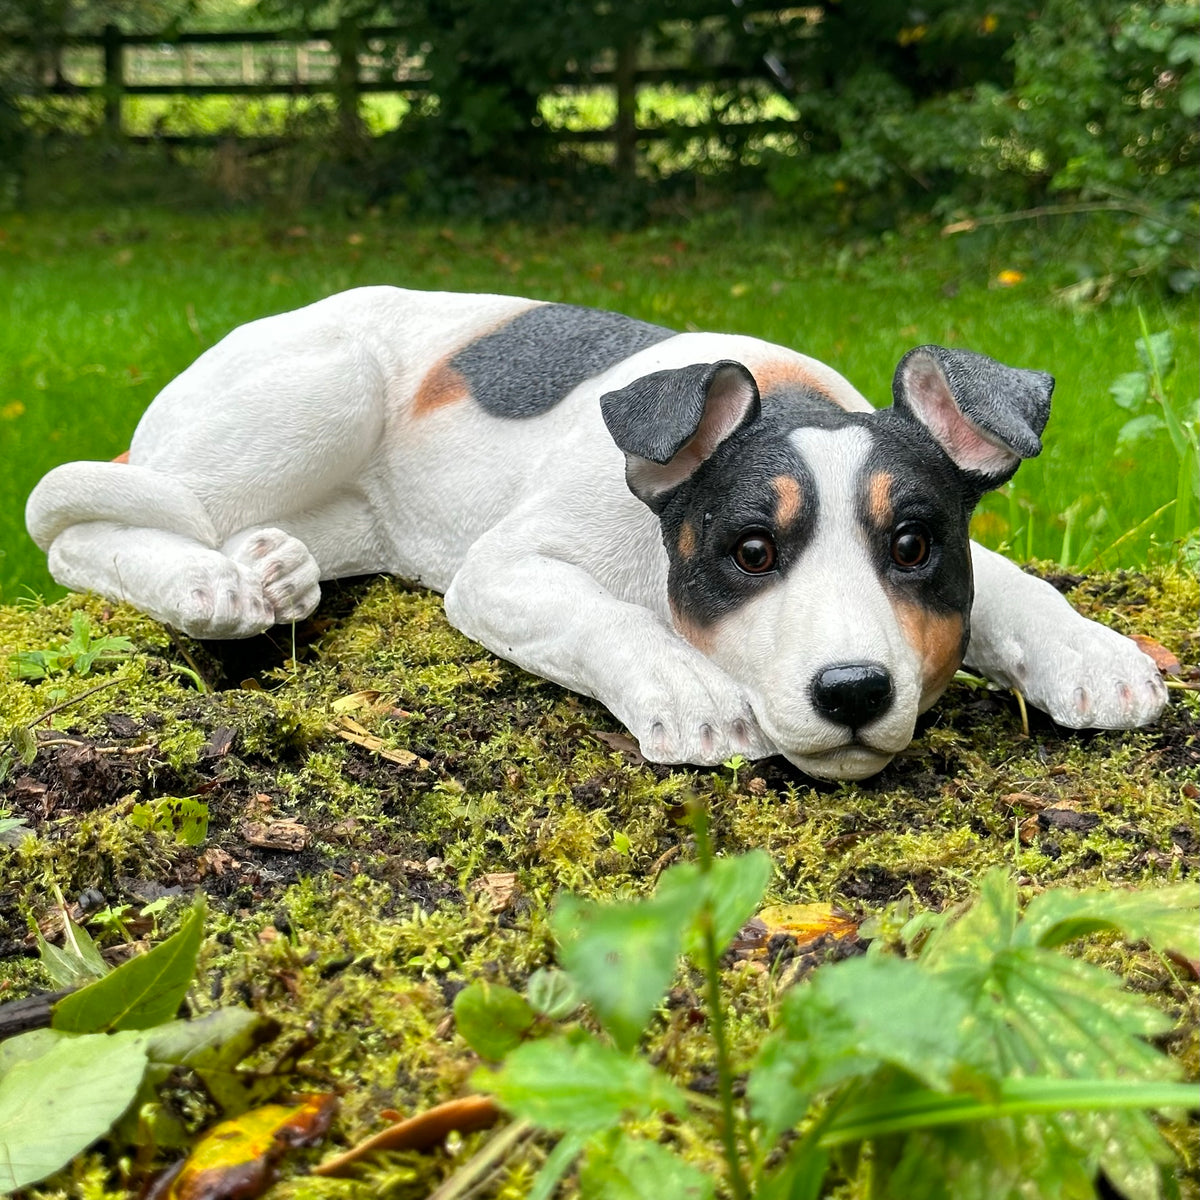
[26,289,1167,780]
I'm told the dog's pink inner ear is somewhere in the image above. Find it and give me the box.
[628,364,758,498]
[902,353,1018,477]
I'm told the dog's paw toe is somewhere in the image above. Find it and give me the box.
[175,560,273,639]
[225,527,321,626]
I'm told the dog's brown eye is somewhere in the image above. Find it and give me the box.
[733,531,777,574]
[891,522,931,569]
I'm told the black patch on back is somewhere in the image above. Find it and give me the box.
[451,303,675,419]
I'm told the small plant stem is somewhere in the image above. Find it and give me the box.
[691,803,752,1200]
[27,677,122,726]
[425,1119,534,1200]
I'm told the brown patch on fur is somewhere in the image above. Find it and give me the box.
[678,521,697,559]
[868,471,893,528]
[412,360,470,417]
[112,450,130,464]
[670,601,714,654]
[772,475,803,529]
[751,360,834,403]
[894,602,965,703]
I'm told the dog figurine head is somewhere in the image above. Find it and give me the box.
[601,346,1053,780]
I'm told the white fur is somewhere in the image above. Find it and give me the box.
[25,286,1168,775]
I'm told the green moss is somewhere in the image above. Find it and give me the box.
[2,564,1197,1197]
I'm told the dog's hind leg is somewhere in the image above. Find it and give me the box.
[965,543,1167,729]
[28,462,321,638]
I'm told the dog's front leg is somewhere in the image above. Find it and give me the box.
[444,542,776,766]
[965,543,1167,729]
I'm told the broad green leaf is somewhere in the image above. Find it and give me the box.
[657,850,773,961]
[0,816,29,847]
[0,1028,65,1077]
[0,1030,148,1191]
[1108,371,1148,410]
[749,955,969,1141]
[35,915,110,989]
[142,1007,265,1068]
[526,967,581,1020]
[579,1129,716,1199]
[474,1032,690,1133]
[1016,882,1198,956]
[454,981,536,1060]
[52,899,204,1033]
[553,883,699,1052]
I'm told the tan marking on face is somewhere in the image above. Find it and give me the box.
[112,450,130,464]
[412,360,470,417]
[868,471,893,528]
[772,475,803,529]
[670,601,714,654]
[894,602,965,704]
[678,520,697,559]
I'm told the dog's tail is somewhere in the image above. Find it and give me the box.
[26,460,220,551]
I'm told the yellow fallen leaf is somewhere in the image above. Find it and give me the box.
[148,1094,336,1200]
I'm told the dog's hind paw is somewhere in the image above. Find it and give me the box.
[225,527,322,626]
[1012,619,1168,730]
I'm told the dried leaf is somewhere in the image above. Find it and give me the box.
[1128,635,1181,676]
[326,718,429,769]
[147,1094,336,1200]
[330,691,381,713]
[240,818,310,852]
[752,904,859,952]
[313,1095,500,1177]
[591,730,645,762]
[470,872,519,913]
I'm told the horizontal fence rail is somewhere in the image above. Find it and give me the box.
[3,21,799,168]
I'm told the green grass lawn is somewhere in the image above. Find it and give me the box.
[1,205,1196,603]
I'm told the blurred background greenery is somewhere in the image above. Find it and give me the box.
[0,0,1196,600]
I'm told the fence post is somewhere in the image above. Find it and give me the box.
[102,23,122,136]
[334,16,364,145]
[614,38,638,179]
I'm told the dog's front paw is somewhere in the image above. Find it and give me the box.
[615,659,776,765]
[1016,619,1168,730]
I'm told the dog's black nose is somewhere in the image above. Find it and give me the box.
[810,662,894,730]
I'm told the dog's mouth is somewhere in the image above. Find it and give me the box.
[783,741,896,781]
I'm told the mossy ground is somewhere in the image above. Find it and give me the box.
[1,565,1197,1198]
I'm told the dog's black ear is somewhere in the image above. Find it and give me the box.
[600,360,760,510]
[892,345,1053,489]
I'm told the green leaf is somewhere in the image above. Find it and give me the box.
[748,955,970,1142]
[1017,882,1198,956]
[0,1030,148,1191]
[1135,330,1174,378]
[1117,414,1166,448]
[755,1143,829,1200]
[1108,371,1149,411]
[10,725,37,766]
[0,816,30,847]
[35,915,110,989]
[128,797,209,846]
[579,1129,716,1199]
[475,1032,690,1134]
[526,967,581,1020]
[52,899,205,1033]
[0,1029,65,1077]
[657,850,773,961]
[454,981,536,1060]
[553,883,699,1052]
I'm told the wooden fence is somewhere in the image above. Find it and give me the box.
[5,22,795,170]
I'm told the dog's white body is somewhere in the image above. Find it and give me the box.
[27,287,1167,779]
